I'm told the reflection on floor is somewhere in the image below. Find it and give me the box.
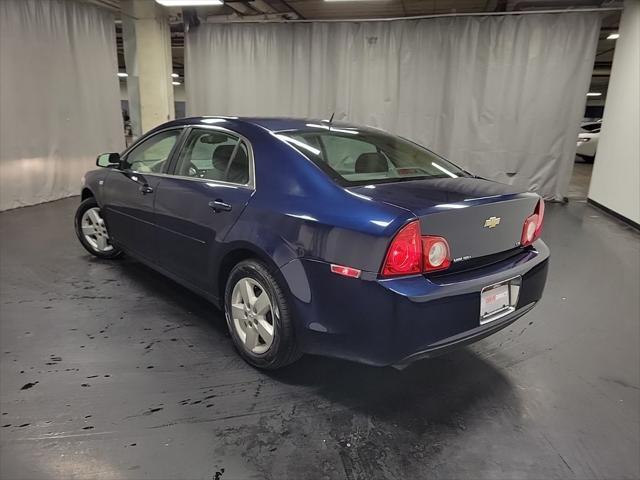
[567,159,594,200]
[0,197,638,480]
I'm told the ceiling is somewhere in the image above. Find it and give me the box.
[99,0,622,109]
[173,0,622,20]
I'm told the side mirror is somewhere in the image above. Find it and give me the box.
[96,153,120,168]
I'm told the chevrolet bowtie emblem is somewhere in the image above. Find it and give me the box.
[484,216,501,229]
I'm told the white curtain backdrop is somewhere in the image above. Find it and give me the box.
[0,0,124,211]
[186,13,601,200]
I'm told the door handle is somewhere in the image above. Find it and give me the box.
[139,185,154,195]
[208,199,232,213]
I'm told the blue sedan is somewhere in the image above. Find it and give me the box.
[75,117,549,369]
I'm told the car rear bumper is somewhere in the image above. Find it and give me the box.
[282,240,549,367]
[391,301,536,369]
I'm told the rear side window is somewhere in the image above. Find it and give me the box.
[174,129,250,185]
[279,127,466,186]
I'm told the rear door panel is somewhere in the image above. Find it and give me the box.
[154,179,253,290]
[152,127,255,291]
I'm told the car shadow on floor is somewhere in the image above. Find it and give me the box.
[102,255,230,337]
[270,350,517,434]
[112,254,520,431]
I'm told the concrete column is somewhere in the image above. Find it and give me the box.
[587,0,640,225]
[121,0,174,137]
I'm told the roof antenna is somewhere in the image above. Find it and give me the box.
[328,111,335,130]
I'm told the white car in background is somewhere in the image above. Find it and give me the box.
[576,121,601,163]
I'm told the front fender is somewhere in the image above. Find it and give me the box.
[81,168,111,206]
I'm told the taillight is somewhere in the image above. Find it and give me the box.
[381,221,452,277]
[521,199,544,246]
[381,220,422,277]
[422,236,451,272]
[535,198,544,237]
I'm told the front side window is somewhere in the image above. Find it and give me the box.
[123,129,181,173]
[278,127,467,186]
[174,129,250,185]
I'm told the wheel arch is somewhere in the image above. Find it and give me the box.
[215,242,287,304]
[81,187,94,201]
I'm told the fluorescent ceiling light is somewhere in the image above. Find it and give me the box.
[586,92,602,97]
[607,33,619,40]
[117,72,128,77]
[171,73,179,78]
[156,0,223,6]
[172,81,181,86]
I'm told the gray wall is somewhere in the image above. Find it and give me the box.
[588,0,640,224]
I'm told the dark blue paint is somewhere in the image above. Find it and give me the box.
[153,177,254,288]
[349,177,527,213]
[81,117,549,367]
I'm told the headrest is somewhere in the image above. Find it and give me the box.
[355,153,388,174]
[212,145,236,169]
[226,146,249,184]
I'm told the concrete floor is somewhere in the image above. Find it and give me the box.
[1,195,639,480]
[567,160,593,200]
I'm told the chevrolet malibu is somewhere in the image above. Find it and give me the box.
[75,117,549,370]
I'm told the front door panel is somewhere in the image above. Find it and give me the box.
[100,127,184,263]
[102,171,162,262]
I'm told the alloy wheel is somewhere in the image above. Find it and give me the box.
[230,277,276,354]
[81,207,113,253]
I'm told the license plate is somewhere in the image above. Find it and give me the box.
[480,277,521,324]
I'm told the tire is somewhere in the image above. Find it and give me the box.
[224,259,302,369]
[74,197,122,259]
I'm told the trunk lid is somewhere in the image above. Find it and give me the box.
[349,177,539,263]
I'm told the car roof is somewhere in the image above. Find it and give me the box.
[158,116,363,133]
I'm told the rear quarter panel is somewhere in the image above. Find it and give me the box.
[221,123,414,274]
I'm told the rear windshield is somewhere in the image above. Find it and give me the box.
[276,126,467,186]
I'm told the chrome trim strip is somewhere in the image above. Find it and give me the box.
[136,171,255,190]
